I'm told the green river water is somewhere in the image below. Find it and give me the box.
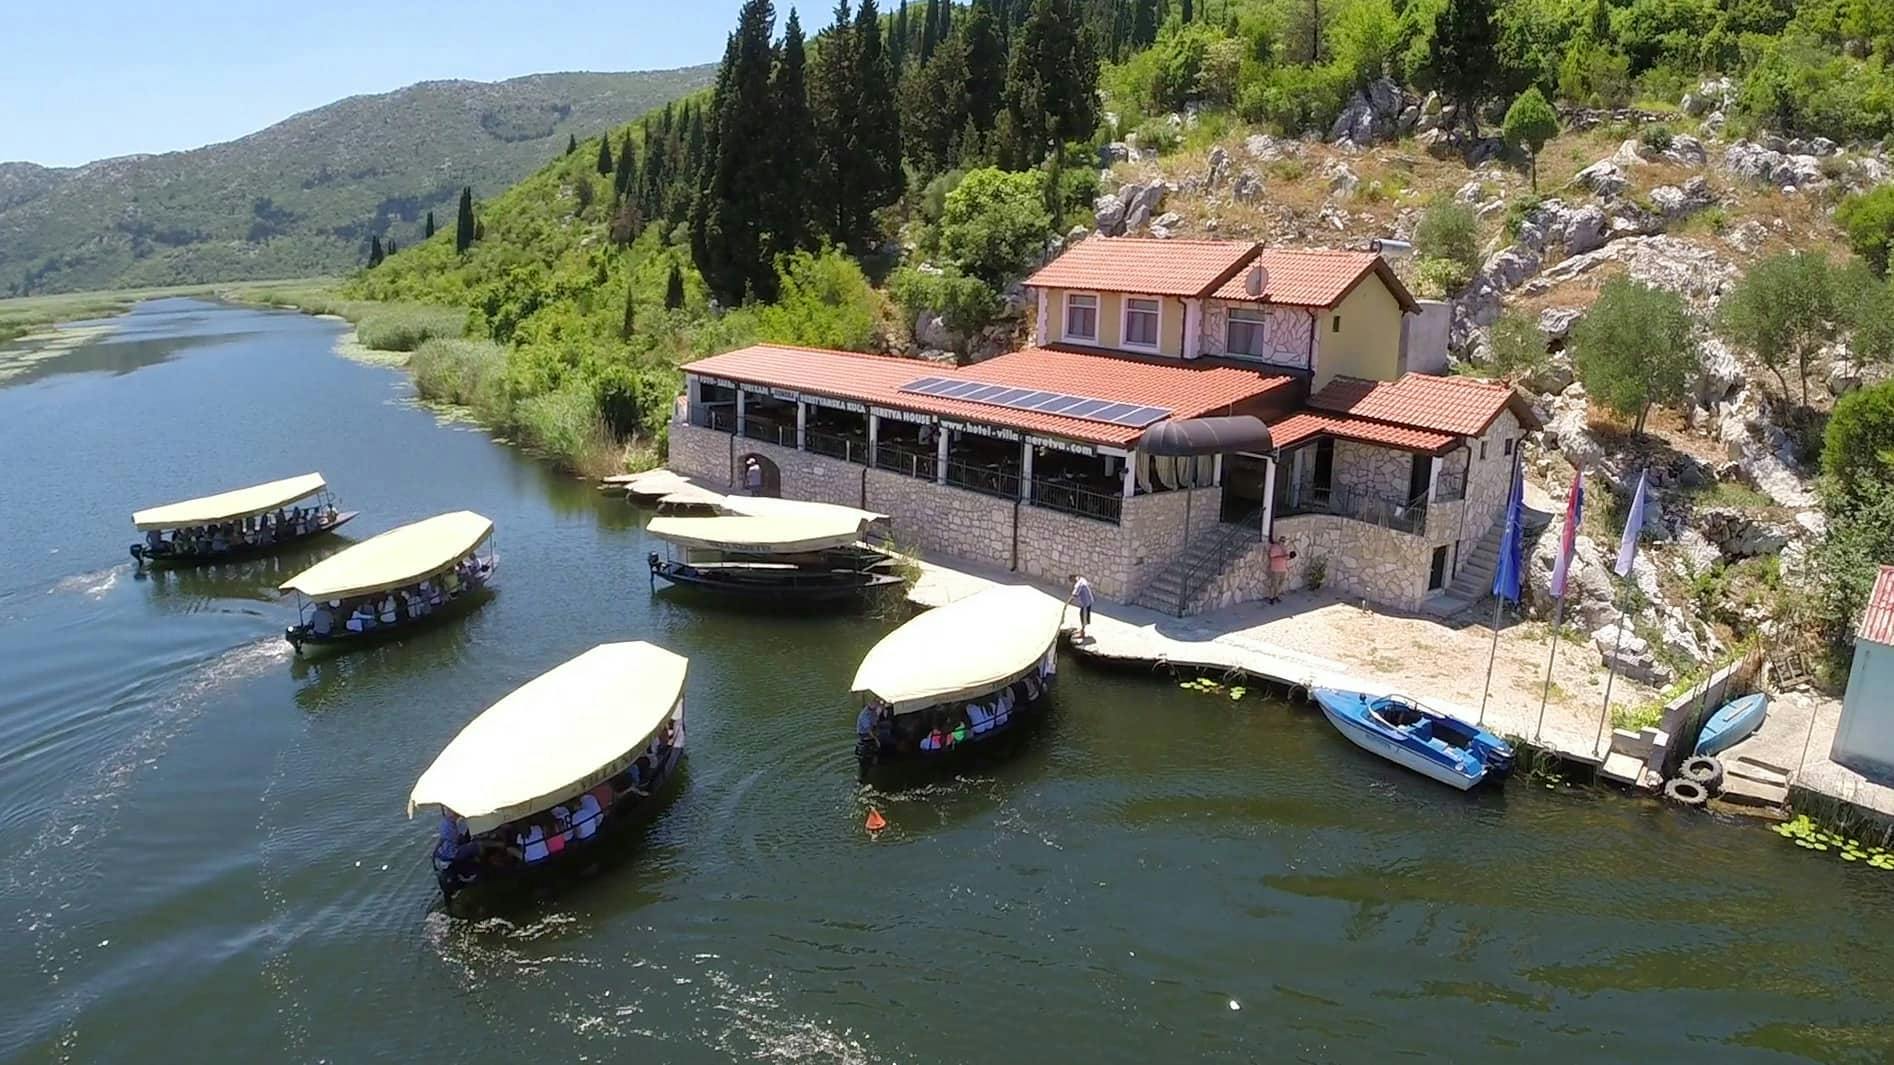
[0,299,1889,1064]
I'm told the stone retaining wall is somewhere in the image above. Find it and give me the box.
[1200,512,1432,612]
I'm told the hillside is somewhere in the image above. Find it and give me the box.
[0,67,714,295]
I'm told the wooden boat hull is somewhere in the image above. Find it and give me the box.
[284,565,495,657]
[857,677,1055,784]
[649,556,903,602]
[1313,687,1512,791]
[433,733,686,912]
[1693,693,1768,756]
[130,511,359,568]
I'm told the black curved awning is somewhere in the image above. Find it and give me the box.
[1138,415,1273,456]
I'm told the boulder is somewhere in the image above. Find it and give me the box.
[1528,532,1617,630]
[1232,168,1263,202]
[1564,204,1608,254]
[1150,211,1183,239]
[1067,223,1091,246]
[1098,142,1132,168]
[1673,527,1723,575]
[1454,179,1487,204]
[1481,245,1542,291]
[1810,136,1839,157]
[1543,391,1605,471]
[1329,77,1406,145]
[1416,127,1454,158]
[1649,176,1714,221]
[1205,146,1230,189]
[1770,154,1825,188]
[914,311,960,352]
[1093,193,1127,236]
[1124,202,1152,234]
[1591,624,1672,686]
[1609,139,1649,168]
[1573,159,1628,197]
[1325,161,1361,196]
[1724,140,1780,182]
[1715,394,1819,510]
[1828,357,1863,396]
[1538,307,1583,340]
[1397,105,1421,136]
[1695,336,1744,405]
[1696,506,1794,561]
[1244,133,1283,160]
[1662,134,1708,166]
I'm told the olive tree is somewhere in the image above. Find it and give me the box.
[1570,278,1697,436]
[1716,250,1849,407]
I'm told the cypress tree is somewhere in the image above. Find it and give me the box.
[921,0,940,59]
[614,131,639,199]
[621,282,638,339]
[665,261,687,309]
[902,18,971,171]
[893,1,911,66]
[689,33,738,284]
[596,135,614,176]
[1180,0,1192,22]
[964,0,1005,132]
[1131,0,1157,47]
[935,0,951,43]
[386,237,397,256]
[766,8,814,257]
[566,132,578,155]
[809,0,859,245]
[454,186,475,254]
[367,235,384,267]
[424,210,435,238]
[1000,0,1100,168]
[691,0,781,303]
[847,0,905,245]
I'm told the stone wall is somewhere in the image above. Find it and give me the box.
[670,425,868,509]
[1332,440,1415,499]
[1202,512,1433,611]
[1200,300,1315,371]
[861,469,1017,574]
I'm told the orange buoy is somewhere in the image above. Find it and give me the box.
[865,809,887,832]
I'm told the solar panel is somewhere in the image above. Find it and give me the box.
[896,377,1171,428]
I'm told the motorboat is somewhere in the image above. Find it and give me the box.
[280,510,496,655]
[851,585,1064,779]
[129,473,356,567]
[409,641,687,908]
[1312,687,1515,791]
[646,499,901,603]
[1693,693,1768,756]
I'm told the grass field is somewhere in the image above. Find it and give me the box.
[0,279,337,345]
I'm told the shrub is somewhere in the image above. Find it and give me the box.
[1414,200,1481,274]
[937,167,1053,284]
[1413,256,1473,297]
[1131,116,1181,154]
[889,266,1003,351]
[514,385,622,478]
[1487,310,1549,380]
[1812,477,1894,651]
[1328,0,1402,90]
[354,304,468,351]
[1738,37,1894,144]
[1639,124,1674,152]
[1569,278,1697,434]
[1837,186,1894,277]
[1237,62,1351,135]
[408,338,511,422]
[1822,381,1894,499]
[918,169,966,225]
[754,248,882,352]
[1504,194,1543,238]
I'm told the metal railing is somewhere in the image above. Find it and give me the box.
[874,443,938,482]
[944,458,1022,501]
[1169,504,1267,615]
[1279,483,1430,535]
[690,405,737,432]
[804,427,869,465]
[1029,478,1123,523]
[740,415,796,449]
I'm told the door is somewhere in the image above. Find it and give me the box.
[1427,544,1449,591]
[1407,453,1432,504]
[1221,452,1270,523]
[1312,439,1335,506]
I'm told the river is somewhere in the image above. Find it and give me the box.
[0,298,1888,1064]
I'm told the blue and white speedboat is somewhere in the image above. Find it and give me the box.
[1312,688,1516,791]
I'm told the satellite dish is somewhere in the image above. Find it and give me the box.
[1245,265,1268,298]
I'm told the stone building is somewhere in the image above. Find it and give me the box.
[667,236,1538,614]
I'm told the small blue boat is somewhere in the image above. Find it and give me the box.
[1692,693,1768,757]
[1312,688,1515,790]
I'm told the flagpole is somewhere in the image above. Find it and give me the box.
[1477,453,1522,727]
[1597,470,1648,758]
[1596,577,1630,756]
[1534,594,1564,744]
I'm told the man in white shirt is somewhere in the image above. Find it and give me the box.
[575,792,602,839]
[519,824,548,862]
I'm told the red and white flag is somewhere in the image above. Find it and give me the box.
[1550,468,1586,599]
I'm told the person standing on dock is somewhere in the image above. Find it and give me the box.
[743,457,764,496]
[1265,535,1296,605]
[1067,573,1094,641]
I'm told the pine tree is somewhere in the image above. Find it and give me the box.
[621,282,638,339]
[691,0,781,303]
[455,186,475,254]
[922,0,940,59]
[964,0,1005,132]
[424,210,435,238]
[367,235,384,267]
[666,261,687,309]
[1424,0,1498,134]
[596,135,614,176]
[1000,0,1099,168]
[766,8,815,257]
[566,133,578,155]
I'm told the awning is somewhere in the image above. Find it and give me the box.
[132,473,327,530]
[280,510,492,600]
[718,496,887,525]
[1138,416,1272,456]
[408,642,686,833]
[851,585,1064,714]
[647,511,872,554]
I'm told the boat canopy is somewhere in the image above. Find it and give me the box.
[657,484,730,509]
[852,585,1064,714]
[718,496,887,525]
[647,509,873,554]
[607,468,697,493]
[280,510,492,600]
[409,642,686,833]
[132,473,327,530]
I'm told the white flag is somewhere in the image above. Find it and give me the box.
[1614,471,1648,578]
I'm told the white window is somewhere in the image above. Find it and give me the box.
[1123,297,1161,349]
[1063,293,1098,341]
[1227,308,1267,356]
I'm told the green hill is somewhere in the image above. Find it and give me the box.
[0,68,714,296]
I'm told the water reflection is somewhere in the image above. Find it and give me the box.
[0,301,265,389]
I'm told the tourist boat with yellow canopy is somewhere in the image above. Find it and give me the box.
[646,498,900,602]
[129,473,356,568]
[279,510,496,655]
[409,641,688,906]
[852,585,1064,779]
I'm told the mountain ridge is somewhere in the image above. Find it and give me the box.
[0,67,715,295]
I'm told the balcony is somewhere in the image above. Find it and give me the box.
[1030,477,1123,524]
[1278,483,1430,536]
[874,442,938,482]
[804,426,869,465]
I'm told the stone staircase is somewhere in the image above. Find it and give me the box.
[1132,515,1263,617]
[1422,505,1553,618]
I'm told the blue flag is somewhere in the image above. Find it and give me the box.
[1492,456,1525,602]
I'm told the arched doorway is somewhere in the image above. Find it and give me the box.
[735,452,782,497]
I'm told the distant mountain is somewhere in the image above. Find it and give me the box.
[0,68,715,295]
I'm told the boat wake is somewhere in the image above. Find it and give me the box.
[46,564,124,601]
[0,637,290,1060]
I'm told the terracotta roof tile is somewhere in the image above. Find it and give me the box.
[682,344,1297,447]
[1308,373,1539,437]
[1023,236,1259,297]
[1269,410,1457,454]
[1861,565,1894,645]
[1211,248,1419,311]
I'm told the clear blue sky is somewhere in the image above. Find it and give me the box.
[3,0,755,167]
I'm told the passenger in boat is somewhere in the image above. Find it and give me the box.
[858,704,880,742]
[1022,672,1042,702]
[211,525,229,553]
[574,790,603,840]
[1066,573,1094,641]
[547,806,571,853]
[145,528,165,553]
[347,600,374,633]
[966,702,992,735]
[659,720,678,751]
[517,822,550,863]
[311,601,336,637]
[378,593,398,625]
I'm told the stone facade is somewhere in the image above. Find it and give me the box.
[1331,439,1414,500]
[1201,513,1433,612]
[667,423,1206,602]
[1200,300,1315,371]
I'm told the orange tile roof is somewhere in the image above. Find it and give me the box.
[1269,410,1457,454]
[682,344,1298,447]
[1309,374,1540,437]
[1861,565,1894,645]
[1211,248,1420,312]
[1023,236,1259,297]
